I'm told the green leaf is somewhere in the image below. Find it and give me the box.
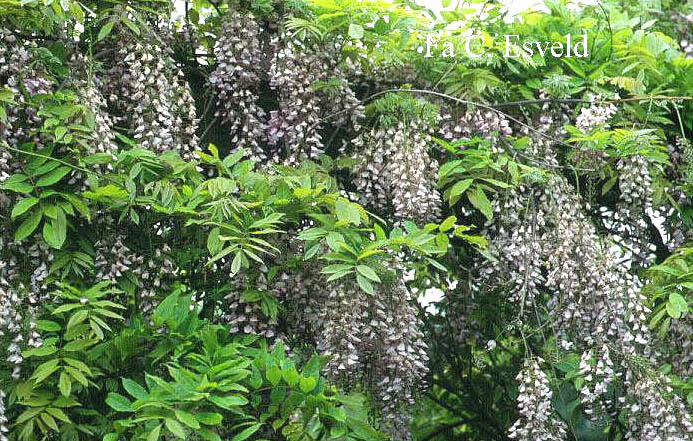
[439,215,456,232]
[165,418,186,439]
[326,231,346,251]
[40,411,59,431]
[24,345,58,358]
[335,199,361,225]
[266,366,282,386]
[61,194,90,220]
[43,208,67,249]
[35,320,61,332]
[299,376,317,393]
[59,371,72,397]
[348,23,364,39]
[66,309,88,332]
[207,227,222,255]
[97,21,115,42]
[121,16,140,35]
[11,197,39,219]
[105,393,134,412]
[62,338,98,352]
[467,187,493,220]
[207,394,248,409]
[37,166,72,187]
[356,274,374,295]
[438,160,464,178]
[356,265,380,283]
[69,1,84,23]
[231,423,262,441]
[196,412,223,426]
[147,424,162,441]
[122,378,148,400]
[2,174,33,193]
[103,434,118,441]
[15,208,42,241]
[374,18,389,34]
[373,223,386,241]
[45,407,70,423]
[450,179,473,198]
[63,358,92,376]
[231,251,243,275]
[175,409,200,429]
[198,428,222,441]
[281,368,300,387]
[31,359,60,384]
[667,293,688,319]
[321,264,354,274]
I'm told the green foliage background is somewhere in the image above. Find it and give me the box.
[0,0,692,440]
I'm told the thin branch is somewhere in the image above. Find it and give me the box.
[199,116,219,143]
[317,88,692,155]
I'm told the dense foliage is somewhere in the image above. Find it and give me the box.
[0,0,692,440]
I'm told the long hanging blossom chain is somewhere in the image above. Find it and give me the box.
[209,9,269,161]
[349,118,442,223]
[102,25,199,160]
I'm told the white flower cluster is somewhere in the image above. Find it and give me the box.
[0,27,53,178]
[675,12,693,58]
[94,219,175,315]
[0,261,23,380]
[481,185,544,310]
[283,258,428,440]
[439,106,512,142]
[478,110,683,437]
[613,155,654,266]
[0,389,7,441]
[373,281,430,441]
[69,55,119,161]
[624,369,693,441]
[576,346,615,420]
[350,120,442,223]
[575,94,618,133]
[268,39,363,164]
[95,233,139,282]
[210,10,268,160]
[508,359,567,441]
[222,267,280,339]
[138,243,175,315]
[104,28,198,159]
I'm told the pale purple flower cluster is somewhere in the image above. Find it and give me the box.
[350,120,442,223]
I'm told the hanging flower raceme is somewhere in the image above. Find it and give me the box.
[614,155,655,266]
[477,107,686,436]
[0,389,7,441]
[508,358,568,441]
[0,26,54,179]
[102,26,198,160]
[222,266,281,339]
[93,217,175,316]
[624,369,693,441]
[0,260,23,381]
[371,280,429,441]
[291,268,372,387]
[283,255,427,440]
[438,105,513,144]
[348,94,441,223]
[209,9,268,161]
[268,37,363,164]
